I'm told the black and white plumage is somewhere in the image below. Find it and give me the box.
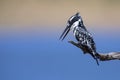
[60,12,99,65]
[60,12,120,65]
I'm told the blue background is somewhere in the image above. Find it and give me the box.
[0,26,120,80]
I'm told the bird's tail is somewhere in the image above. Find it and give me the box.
[94,56,99,66]
[91,52,99,66]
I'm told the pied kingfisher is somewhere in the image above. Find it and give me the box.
[60,12,99,65]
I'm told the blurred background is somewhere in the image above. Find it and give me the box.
[0,0,120,80]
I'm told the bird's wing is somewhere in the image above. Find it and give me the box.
[75,27,96,51]
[97,52,120,61]
[75,27,99,65]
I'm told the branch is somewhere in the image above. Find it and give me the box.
[68,41,120,61]
[97,52,120,61]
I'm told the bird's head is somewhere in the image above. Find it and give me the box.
[59,12,83,40]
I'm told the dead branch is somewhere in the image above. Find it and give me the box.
[68,41,120,61]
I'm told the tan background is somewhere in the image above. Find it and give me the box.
[0,0,120,30]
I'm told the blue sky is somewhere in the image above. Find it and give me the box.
[0,26,120,80]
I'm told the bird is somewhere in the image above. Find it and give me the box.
[59,12,99,65]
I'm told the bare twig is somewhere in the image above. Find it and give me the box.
[68,41,120,61]
[97,52,120,61]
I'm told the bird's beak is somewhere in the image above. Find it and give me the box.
[59,26,70,40]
